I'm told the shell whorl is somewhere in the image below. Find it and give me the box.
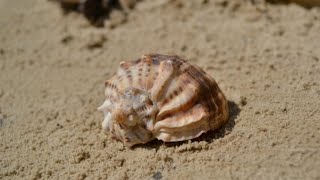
[98,54,229,147]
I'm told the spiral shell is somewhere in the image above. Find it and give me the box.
[98,54,229,147]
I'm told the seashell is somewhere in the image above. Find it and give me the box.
[98,54,229,147]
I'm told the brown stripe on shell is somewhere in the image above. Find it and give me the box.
[104,77,122,100]
[105,80,118,90]
[126,70,133,84]
[156,81,199,121]
[182,64,222,129]
[135,103,154,116]
[157,71,193,107]
[117,62,132,89]
[150,60,175,102]
[141,55,158,90]
[127,62,140,88]
[136,61,148,90]
[134,58,142,64]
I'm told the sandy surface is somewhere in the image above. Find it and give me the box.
[1,0,320,179]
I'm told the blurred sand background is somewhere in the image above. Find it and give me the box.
[0,0,320,179]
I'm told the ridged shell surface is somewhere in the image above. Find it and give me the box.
[98,54,229,147]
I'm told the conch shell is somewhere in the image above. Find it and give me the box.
[98,54,229,147]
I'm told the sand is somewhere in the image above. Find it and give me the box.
[0,0,320,179]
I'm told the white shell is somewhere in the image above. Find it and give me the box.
[98,54,229,147]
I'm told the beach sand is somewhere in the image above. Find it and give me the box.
[0,0,319,179]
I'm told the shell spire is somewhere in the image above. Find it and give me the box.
[98,54,229,147]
